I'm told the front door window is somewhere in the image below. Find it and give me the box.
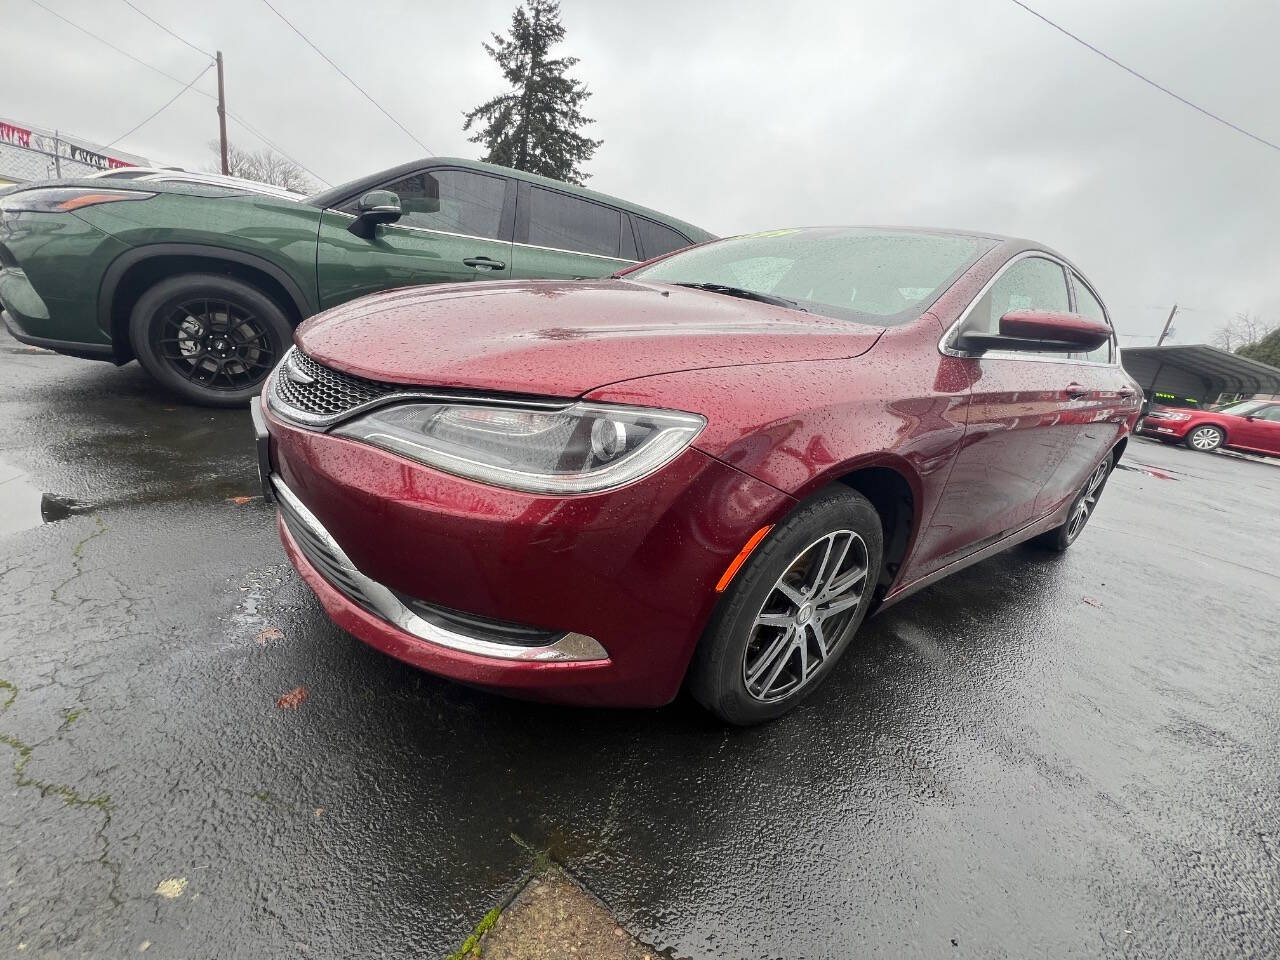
[378,169,508,240]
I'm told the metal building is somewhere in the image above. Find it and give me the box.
[1121,344,1280,407]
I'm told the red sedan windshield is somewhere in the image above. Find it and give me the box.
[629,227,993,325]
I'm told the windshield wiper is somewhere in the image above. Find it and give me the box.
[672,282,805,311]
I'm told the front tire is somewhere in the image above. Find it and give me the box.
[689,487,883,725]
[1185,425,1224,452]
[129,273,292,407]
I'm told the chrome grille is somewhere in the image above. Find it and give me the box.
[270,348,397,424]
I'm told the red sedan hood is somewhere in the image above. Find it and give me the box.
[296,278,883,396]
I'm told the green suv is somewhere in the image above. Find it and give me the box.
[0,157,712,406]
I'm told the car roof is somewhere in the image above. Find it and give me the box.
[306,156,714,243]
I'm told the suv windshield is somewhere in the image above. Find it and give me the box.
[627,227,992,324]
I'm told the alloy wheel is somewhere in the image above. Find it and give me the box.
[742,529,869,702]
[1066,458,1109,544]
[1189,427,1221,451]
[155,298,280,392]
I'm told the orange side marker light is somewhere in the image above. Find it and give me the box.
[715,525,774,593]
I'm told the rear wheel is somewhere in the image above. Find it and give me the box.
[689,487,883,725]
[1036,452,1111,552]
[129,273,291,407]
[1185,425,1223,452]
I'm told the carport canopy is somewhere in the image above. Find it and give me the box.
[1121,343,1280,404]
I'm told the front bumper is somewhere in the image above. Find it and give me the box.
[0,210,127,357]
[1,288,113,359]
[1139,418,1191,439]
[273,474,607,663]
[260,399,794,707]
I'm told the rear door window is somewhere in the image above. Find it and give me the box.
[527,187,620,257]
[634,217,691,259]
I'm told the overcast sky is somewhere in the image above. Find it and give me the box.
[5,0,1279,344]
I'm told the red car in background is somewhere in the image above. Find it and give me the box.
[253,227,1142,724]
[1141,399,1280,455]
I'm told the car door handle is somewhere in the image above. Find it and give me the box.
[463,257,505,270]
[1064,382,1089,398]
[1116,387,1136,399]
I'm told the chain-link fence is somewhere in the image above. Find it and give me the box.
[0,117,149,185]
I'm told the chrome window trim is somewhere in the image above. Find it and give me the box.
[325,209,639,264]
[266,348,572,430]
[511,239,636,263]
[937,249,1120,367]
[272,475,609,663]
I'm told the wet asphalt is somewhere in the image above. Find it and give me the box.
[1,328,1277,959]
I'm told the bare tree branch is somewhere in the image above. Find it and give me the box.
[206,141,317,193]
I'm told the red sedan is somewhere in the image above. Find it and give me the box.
[253,227,1142,724]
[1140,399,1280,456]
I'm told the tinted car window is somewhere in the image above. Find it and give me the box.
[1254,405,1280,422]
[629,228,989,324]
[635,217,690,259]
[527,187,620,257]
[381,169,507,240]
[963,256,1069,336]
[1071,273,1112,363]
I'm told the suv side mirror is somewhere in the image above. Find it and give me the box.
[955,310,1110,354]
[348,190,402,239]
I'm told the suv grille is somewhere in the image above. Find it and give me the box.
[270,348,398,425]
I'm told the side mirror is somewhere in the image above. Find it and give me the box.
[347,190,401,239]
[955,310,1110,354]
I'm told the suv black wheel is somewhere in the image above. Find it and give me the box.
[688,487,883,725]
[129,273,291,407]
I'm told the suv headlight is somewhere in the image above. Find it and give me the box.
[333,401,706,494]
[0,187,154,214]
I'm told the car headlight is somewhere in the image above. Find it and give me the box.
[0,187,154,214]
[332,401,706,494]
[1162,412,1193,421]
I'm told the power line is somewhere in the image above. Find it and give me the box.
[118,0,214,61]
[24,0,330,185]
[105,62,213,148]
[256,0,433,155]
[1006,0,1280,155]
[224,111,330,186]
[28,0,194,87]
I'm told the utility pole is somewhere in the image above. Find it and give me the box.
[216,51,229,175]
[1156,303,1178,346]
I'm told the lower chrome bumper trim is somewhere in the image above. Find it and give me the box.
[271,475,609,663]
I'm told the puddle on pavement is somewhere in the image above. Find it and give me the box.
[1116,462,1179,480]
[0,457,85,536]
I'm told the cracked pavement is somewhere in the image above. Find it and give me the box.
[1,328,1278,958]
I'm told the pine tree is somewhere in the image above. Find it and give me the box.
[463,0,602,185]
[1237,328,1280,369]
